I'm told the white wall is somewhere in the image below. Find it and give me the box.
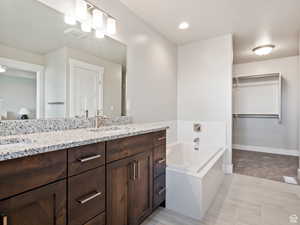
[37,0,178,142]
[44,48,67,118]
[178,35,233,122]
[298,34,300,176]
[233,56,299,154]
[0,43,44,65]
[177,35,233,170]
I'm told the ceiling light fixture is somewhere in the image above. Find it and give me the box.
[106,17,116,35]
[252,44,275,56]
[0,65,6,73]
[178,22,189,30]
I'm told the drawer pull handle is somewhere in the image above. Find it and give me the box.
[158,137,166,141]
[78,192,102,204]
[1,215,8,225]
[79,154,102,163]
[157,159,166,164]
[158,187,166,195]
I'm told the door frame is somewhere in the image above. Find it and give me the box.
[0,57,45,119]
[69,59,104,118]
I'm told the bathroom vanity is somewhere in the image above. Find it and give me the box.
[0,125,167,225]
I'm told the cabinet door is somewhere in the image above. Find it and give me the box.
[0,180,66,225]
[128,151,153,225]
[106,156,132,225]
[106,151,153,225]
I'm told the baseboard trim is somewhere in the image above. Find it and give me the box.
[233,144,299,157]
[223,164,233,174]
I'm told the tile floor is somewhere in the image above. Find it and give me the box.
[233,149,299,183]
[142,174,300,225]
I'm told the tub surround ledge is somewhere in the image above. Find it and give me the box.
[0,122,168,162]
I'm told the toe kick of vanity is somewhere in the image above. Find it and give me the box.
[0,129,167,225]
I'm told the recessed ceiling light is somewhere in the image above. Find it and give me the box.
[178,22,189,30]
[0,65,6,73]
[252,44,275,56]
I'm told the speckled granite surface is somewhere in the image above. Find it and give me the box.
[0,123,168,162]
[0,116,132,136]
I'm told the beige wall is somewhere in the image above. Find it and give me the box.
[0,43,44,65]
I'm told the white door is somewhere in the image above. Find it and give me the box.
[69,59,104,118]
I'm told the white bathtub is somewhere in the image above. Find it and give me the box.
[166,143,226,220]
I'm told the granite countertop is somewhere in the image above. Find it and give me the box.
[0,123,168,162]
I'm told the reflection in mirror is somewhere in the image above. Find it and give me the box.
[0,0,127,120]
[0,68,36,120]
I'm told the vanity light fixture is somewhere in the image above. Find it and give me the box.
[64,1,117,36]
[92,9,104,30]
[76,0,88,21]
[0,65,6,73]
[253,44,275,56]
[81,16,92,32]
[106,17,116,35]
[64,14,77,25]
[178,22,189,30]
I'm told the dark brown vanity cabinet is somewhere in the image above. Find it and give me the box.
[152,131,167,209]
[106,151,153,225]
[0,180,66,225]
[0,130,167,225]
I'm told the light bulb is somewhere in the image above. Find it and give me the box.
[178,22,189,30]
[95,30,105,39]
[64,14,77,25]
[0,65,6,73]
[92,9,104,30]
[106,17,116,35]
[81,21,92,32]
[76,0,88,21]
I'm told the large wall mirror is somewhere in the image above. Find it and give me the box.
[0,0,126,120]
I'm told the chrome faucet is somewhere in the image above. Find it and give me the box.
[94,110,108,128]
[193,137,200,143]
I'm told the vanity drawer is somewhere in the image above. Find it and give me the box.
[152,130,166,147]
[106,133,153,163]
[153,144,166,178]
[153,174,166,208]
[0,150,67,200]
[84,213,105,225]
[68,143,105,176]
[68,166,105,225]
